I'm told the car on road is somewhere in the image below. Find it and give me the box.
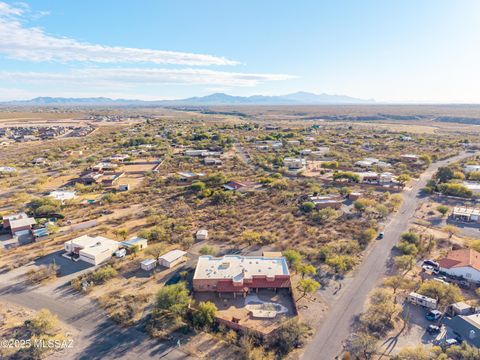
[377,232,384,240]
[427,324,442,334]
[426,310,442,321]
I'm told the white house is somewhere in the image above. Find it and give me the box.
[464,165,480,173]
[158,249,187,268]
[283,158,306,170]
[64,235,119,265]
[438,249,480,282]
[463,182,480,195]
[196,229,209,241]
[141,259,157,271]
[49,190,76,203]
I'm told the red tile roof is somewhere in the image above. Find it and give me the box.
[438,249,480,271]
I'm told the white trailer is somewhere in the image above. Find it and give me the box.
[407,292,437,309]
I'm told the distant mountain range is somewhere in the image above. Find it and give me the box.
[1,92,374,106]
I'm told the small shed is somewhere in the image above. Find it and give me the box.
[140,258,157,271]
[449,302,473,316]
[158,249,187,268]
[196,229,209,241]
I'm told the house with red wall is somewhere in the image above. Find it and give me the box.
[193,255,291,298]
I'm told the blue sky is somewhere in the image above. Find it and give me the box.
[0,0,479,102]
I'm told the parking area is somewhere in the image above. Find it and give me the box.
[34,250,95,277]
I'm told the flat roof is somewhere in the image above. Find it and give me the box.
[453,207,480,216]
[194,255,290,280]
[464,182,480,191]
[141,258,157,266]
[9,217,36,228]
[159,249,187,262]
[67,235,118,256]
[121,236,147,247]
[49,190,76,201]
[3,212,28,221]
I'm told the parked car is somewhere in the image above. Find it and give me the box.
[444,338,459,347]
[423,259,439,269]
[377,232,384,240]
[458,280,470,289]
[427,324,442,334]
[426,310,442,321]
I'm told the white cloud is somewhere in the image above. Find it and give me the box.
[0,2,237,66]
[0,68,294,87]
[0,2,24,16]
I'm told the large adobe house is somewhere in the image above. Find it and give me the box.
[438,249,480,283]
[193,255,291,297]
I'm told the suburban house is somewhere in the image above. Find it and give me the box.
[0,166,17,174]
[400,154,419,162]
[32,157,48,166]
[464,165,480,173]
[437,249,480,283]
[76,172,103,185]
[193,255,291,298]
[120,236,148,251]
[196,229,209,241]
[204,157,222,166]
[2,213,36,235]
[49,190,76,203]
[100,172,125,186]
[283,157,306,172]
[355,158,391,169]
[348,191,363,201]
[451,207,480,223]
[310,146,330,157]
[158,249,187,268]
[223,180,247,191]
[185,149,208,157]
[444,313,480,348]
[463,182,480,196]
[64,235,119,265]
[308,194,343,209]
[92,162,118,172]
[177,171,205,181]
[357,171,379,183]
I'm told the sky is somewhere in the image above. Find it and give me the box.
[0,0,480,102]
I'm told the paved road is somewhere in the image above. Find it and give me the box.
[0,267,194,360]
[302,151,474,360]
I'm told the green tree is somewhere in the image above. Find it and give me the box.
[192,301,217,329]
[270,319,309,356]
[301,201,316,213]
[155,282,191,317]
[435,167,454,183]
[190,181,206,193]
[359,228,377,248]
[345,332,378,360]
[437,205,449,216]
[28,309,58,336]
[283,249,302,269]
[298,263,317,279]
[297,278,320,300]
[394,255,415,274]
[418,280,463,309]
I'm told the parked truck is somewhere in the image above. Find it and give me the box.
[407,292,437,309]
